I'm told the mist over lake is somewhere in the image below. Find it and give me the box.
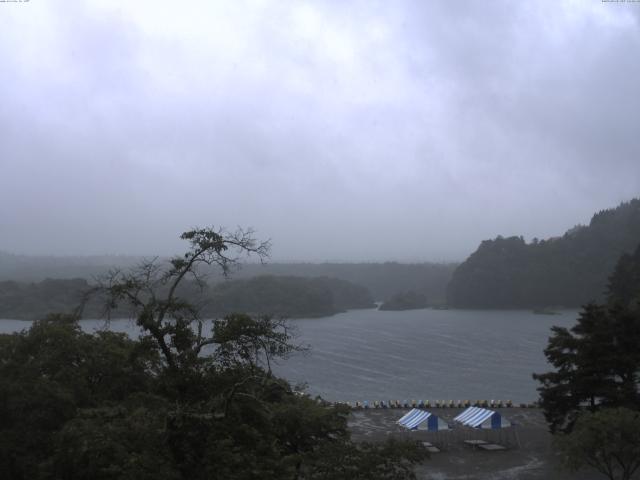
[0,308,578,404]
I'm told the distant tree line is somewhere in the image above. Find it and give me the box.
[0,275,374,321]
[378,291,428,311]
[204,275,374,318]
[448,199,640,308]
[0,253,457,305]
[225,262,457,304]
[0,278,89,320]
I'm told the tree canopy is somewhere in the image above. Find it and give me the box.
[0,275,374,320]
[556,408,640,480]
[378,290,428,311]
[448,199,640,308]
[533,243,640,433]
[205,275,374,318]
[533,304,640,433]
[0,227,427,480]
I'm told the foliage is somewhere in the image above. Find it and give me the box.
[205,275,374,318]
[0,253,458,307]
[533,304,640,432]
[213,313,300,373]
[0,275,374,320]
[607,243,640,311]
[378,290,428,311]
[0,227,426,479]
[534,246,640,433]
[0,278,90,320]
[305,438,428,480]
[220,262,457,305]
[556,407,640,480]
[448,198,640,308]
[0,314,161,480]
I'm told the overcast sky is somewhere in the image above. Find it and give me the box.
[1,0,639,262]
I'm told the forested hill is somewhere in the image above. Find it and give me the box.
[212,262,457,303]
[447,199,640,308]
[0,255,457,304]
[203,275,374,318]
[0,275,374,320]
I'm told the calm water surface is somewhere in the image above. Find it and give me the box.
[1,308,579,403]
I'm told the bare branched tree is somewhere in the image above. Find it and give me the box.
[89,227,271,370]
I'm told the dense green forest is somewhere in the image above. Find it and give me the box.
[0,275,374,320]
[532,244,640,479]
[0,228,426,479]
[204,275,374,318]
[0,254,456,304]
[229,263,456,303]
[448,199,640,308]
[378,291,428,311]
[534,242,640,432]
[0,278,90,320]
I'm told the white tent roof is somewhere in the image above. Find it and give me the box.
[454,406,511,429]
[397,409,449,431]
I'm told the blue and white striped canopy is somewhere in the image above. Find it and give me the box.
[454,407,510,429]
[397,409,449,431]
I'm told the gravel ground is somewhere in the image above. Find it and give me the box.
[347,408,603,480]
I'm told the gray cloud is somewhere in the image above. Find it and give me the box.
[1,0,639,261]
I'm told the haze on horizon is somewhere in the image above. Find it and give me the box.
[1,1,639,263]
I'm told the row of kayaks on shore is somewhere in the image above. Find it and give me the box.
[332,399,540,409]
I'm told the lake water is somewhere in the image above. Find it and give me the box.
[0,308,579,404]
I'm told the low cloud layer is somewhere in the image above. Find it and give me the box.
[1,0,639,261]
